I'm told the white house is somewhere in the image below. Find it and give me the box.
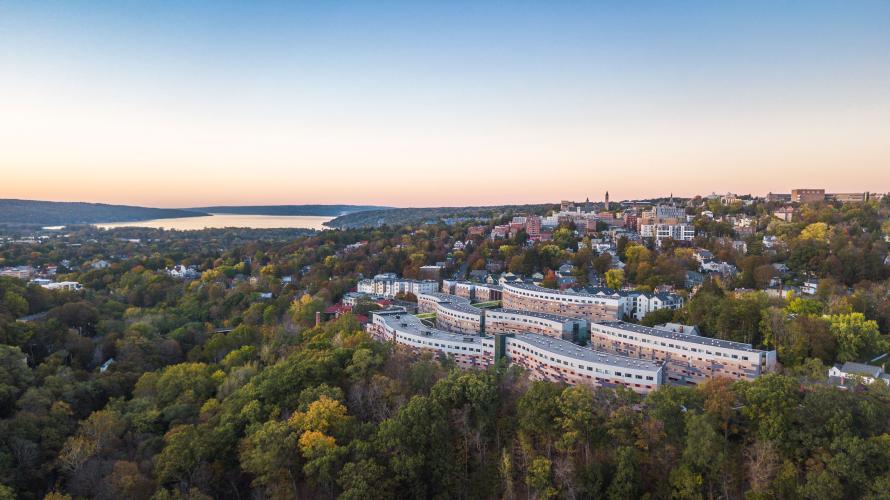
[634,292,684,321]
[701,260,738,275]
[167,265,199,280]
[762,236,780,249]
[829,362,890,387]
[801,279,820,295]
[42,281,83,292]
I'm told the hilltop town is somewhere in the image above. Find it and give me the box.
[1,189,889,498]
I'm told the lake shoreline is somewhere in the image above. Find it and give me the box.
[95,213,335,231]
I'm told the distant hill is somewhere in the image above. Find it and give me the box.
[0,199,206,226]
[188,205,389,216]
[324,204,556,229]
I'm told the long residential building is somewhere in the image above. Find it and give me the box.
[502,333,662,393]
[417,292,484,335]
[442,279,503,302]
[589,321,777,385]
[419,290,587,340]
[367,310,662,393]
[485,308,586,341]
[368,311,494,370]
[501,282,630,322]
[357,273,439,298]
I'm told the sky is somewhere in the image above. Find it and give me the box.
[1,1,889,208]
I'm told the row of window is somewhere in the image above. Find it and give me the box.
[394,333,487,354]
[507,344,656,381]
[593,329,753,361]
[516,355,657,389]
[507,289,616,305]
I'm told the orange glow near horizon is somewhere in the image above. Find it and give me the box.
[2,2,889,207]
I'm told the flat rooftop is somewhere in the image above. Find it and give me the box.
[421,292,482,315]
[376,312,486,345]
[505,282,629,298]
[514,333,661,371]
[490,308,584,324]
[594,321,768,353]
[376,311,658,371]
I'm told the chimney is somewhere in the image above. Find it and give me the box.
[315,311,321,327]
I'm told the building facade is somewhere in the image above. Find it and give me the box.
[503,333,662,394]
[589,321,776,385]
[791,188,826,203]
[367,310,662,394]
[485,308,586,341]
[357,274,439,298]
[367,311,493,370]
[417,292,484,335]
[640,223,695,245]
[501,283,629,322]
[633,293,684,321]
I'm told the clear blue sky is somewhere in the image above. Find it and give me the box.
[1,1,888,207]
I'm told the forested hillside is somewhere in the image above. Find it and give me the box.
[324,204,556,229]
[188,205,389,216]
[0,196,889,499]
[0,200,205,226]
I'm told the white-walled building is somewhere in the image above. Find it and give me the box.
[357,275,439,298]
[829,362,890,388]
[367,310,663,394]
[633,292,684,321]
[42,281,83,292]
[590,321,777,385]
[640,224,695,245]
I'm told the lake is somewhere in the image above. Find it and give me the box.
[96,213,334,230]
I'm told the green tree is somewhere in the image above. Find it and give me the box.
[338,459,394,500]
[607,446,638,500]
[682,412,725,497]
[239,420,301,499]
[604,269,624,289]
[830,312,884,362]
[740,375,799,444]
[526,456,557,499]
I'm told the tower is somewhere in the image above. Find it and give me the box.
[604,191,609,211]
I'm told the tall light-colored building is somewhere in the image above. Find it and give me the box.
[791,188,825,203]
[639,223,695,245]
[357,274,439,298]
[633,293,684,321]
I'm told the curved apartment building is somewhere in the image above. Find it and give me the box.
[589,321,777,385]
[368,311,493,370]
[503,333,662,393]
[417,292,484,335]
[367,310,663,394]
[485,308,586,341]
[501,283,629,322]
